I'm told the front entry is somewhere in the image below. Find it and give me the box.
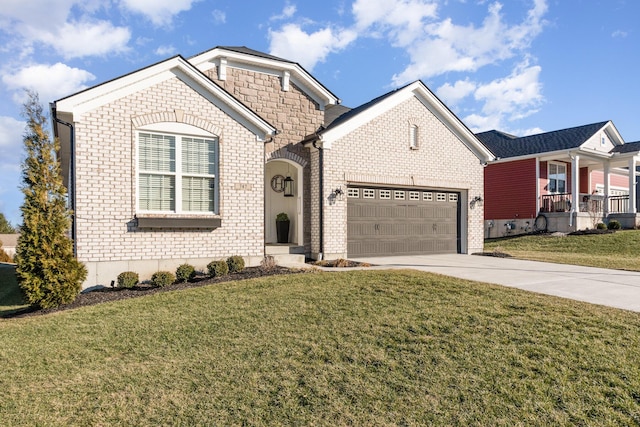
[265,160,303,245]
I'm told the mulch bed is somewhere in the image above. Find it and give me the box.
[4,266,302,319]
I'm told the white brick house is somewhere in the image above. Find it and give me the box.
[52,47,493,288]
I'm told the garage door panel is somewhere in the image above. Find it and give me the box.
[347,186,460,257]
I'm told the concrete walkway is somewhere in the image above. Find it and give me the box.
[350,254,640,313]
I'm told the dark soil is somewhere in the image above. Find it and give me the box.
[568,229,616,236]
[4,266,302,319]
[312,259,372,268]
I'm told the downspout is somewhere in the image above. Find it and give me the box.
[50,103,77,257]
[312,139,324,260]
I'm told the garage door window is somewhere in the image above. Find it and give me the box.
[423,192,433,201]
[394,190,405,200]
[363,189,375,198]
[380,190,391,199]
[347,188,359,198]
[448,194,458,202]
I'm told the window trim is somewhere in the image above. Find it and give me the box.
[136,127,220,216]
[547,161,567,194]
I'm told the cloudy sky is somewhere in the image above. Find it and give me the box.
[0,0,638,226]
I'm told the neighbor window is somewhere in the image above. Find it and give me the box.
[548,162,566,194]
[138,131,219,213]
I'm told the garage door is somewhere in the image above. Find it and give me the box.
[347,186,460,257]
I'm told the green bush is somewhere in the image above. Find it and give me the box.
[607,220,621,230]
[207,260,229,277]
[151,271,175,287]
[596,223,608,230]
[175,263,196,282]
[117,271,139,288]
[227,255,245,273]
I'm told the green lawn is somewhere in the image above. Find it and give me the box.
[484,229,640,271]
[1,270,639,425]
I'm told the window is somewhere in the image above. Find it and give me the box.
[548,162,567,194]
[423,192,433,201]
[394,190,405,200]
[448,193,458,202]
[436,193,447,201]
[347,188,360,198]
[409,124,419,149]
[409,191,420,200]
[363,189,375,199]
[138,131,219,214]
[379,190,391,199]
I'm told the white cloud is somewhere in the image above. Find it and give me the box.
[612,30,628,38]
[3,63,96,104]
[352,0,438,45]
[212,9,226,24]
[269,24,357,70]
[436,79,477,106]
[461,60,544,132]
[0,116,25,217]
[33,20,131,59]
[119,0,200,26]
[270,3,297,21]
[391,0,548,85]
[155,45,177,56]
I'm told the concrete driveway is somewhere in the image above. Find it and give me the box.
[351,254,640,313]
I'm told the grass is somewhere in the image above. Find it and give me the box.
[1,270,639,425]
[484,229,640,271]
[0,264,27,316]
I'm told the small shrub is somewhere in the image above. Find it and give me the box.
[607,220,621,230]
[334,258,350,268]
[151,271,175,287]
[117,271,139,288]
[207,260,229,277]
[227,255,245,273]
[260,255,277,272]
[0,240,12,263]
[175,263,196,282]
[276,212,289,222]
[596,223,607,230]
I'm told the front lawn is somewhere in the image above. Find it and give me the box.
[484,229,640,271]
[1,270,639,425]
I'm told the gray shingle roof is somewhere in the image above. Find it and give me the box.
[215,46,295,63]
[611,141,640,154]
[476,121,609,158]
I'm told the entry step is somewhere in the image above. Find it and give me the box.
[265,244,305,255]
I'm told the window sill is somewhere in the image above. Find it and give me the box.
[136,215,221,229]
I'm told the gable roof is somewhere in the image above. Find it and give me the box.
[53,55,276,139]
[476,121,611,159]
[189,46,340,110]
[307,80,494,163]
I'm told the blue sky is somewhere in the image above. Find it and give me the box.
[0,0,638,226]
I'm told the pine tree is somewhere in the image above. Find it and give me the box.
[0,212,15,234]
[15,91,87,309]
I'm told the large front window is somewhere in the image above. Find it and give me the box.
[548,162,566,194]
[138,132,218,213]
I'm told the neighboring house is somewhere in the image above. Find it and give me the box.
[0,234,19,259]
[477,121,640,237]
[52,46,493,288]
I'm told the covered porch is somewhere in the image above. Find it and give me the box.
[536,149,640,232]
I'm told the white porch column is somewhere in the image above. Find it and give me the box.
[604,161,610,215]
[571,155,579,213]
[629,157,637,214]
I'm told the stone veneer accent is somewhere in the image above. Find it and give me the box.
[312,96,485,258]
[206,66,325,252]
[74,76,265,287]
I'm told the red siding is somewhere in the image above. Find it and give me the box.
[580,167,589,193]
[484,158,538,220]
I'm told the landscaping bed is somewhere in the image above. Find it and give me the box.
[4,266,302,319]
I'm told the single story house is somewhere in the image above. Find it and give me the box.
[52,46,493,288]
[477,121,640,237]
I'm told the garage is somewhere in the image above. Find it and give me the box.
[347,186,461,257]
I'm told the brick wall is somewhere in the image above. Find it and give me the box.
[319,96,485,257]
[74,76,265,287]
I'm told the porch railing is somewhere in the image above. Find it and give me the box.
[540,193,629,214]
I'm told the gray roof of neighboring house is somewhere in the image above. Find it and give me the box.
[476,121,610,158]
[611,141,640,154]
[213,46,296,64]
[324,104,352,127]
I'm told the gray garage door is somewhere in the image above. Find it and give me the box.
[347,186,460,257]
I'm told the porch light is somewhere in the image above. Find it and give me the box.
[283,176,294,197]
